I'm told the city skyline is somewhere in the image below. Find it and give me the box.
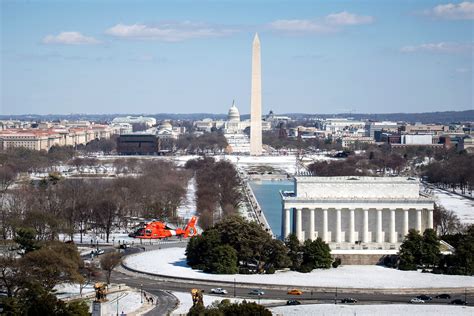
[1,0,473,115]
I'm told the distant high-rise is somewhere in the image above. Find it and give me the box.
[250,33,262,156]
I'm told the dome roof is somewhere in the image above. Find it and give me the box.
[159,120,172,130]
[228,101,240,122]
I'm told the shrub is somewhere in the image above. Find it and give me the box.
[332,257,342,268]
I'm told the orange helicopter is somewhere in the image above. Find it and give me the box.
[128,216,199,239]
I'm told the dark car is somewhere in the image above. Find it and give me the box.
[286,300,301,305]
[450,299,467,305]
[416,295,432,301]
[435,294,451,299]
[341,298,358,303]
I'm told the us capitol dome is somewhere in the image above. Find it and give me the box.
[227,101,240,122]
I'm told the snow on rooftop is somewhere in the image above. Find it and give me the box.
[124,247,474,289]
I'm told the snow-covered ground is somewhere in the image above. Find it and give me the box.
[432,188,474,225]
[173,154,333,174]
[55,283,147,316]
[55,283,95,299]
[124,248,474,289]
[271,304,473,316]
[176,177,197,220]
[101,291,143,316]
[171,291,282,315]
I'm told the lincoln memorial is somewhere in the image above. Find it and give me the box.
[280,176,434,249]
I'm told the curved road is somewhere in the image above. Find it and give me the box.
[108,244,473,315]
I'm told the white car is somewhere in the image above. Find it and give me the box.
[410,298,425,304]
[211,288,228,295]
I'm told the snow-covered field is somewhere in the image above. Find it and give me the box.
[124,248,474,289]
[176,177,197,220]
[271,304,473,316]
[171,291,282,315]
[102,291,143,316]
[432,188,474,225]
[173,154,333,174]
[55,283,95,299]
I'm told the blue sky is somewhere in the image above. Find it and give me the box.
[1,0,472,115]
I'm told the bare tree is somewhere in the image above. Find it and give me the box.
[100,252,122,284]
[433,204,462,235]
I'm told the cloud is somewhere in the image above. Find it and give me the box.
[42,32,100,45]
[325,11,374,26]
[105,22,237,41]
[425,1,474,20]
[400,42,473,53]
[268,19,334,34]
[267,11,373,34]
[455,67,471,73]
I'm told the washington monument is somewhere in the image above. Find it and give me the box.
[250,33,262,156]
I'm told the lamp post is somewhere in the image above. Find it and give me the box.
[233,278,236,297]
[141,284,143,303]
[116,294,120,316]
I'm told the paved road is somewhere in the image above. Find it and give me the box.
[109,245,473,315]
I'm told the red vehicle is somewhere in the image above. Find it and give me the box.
[129,216,199,239]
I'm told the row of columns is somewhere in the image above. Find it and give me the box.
[283,207,433,243]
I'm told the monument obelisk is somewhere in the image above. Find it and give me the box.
[250,33,262,156]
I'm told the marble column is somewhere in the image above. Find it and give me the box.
[416,209,422,232]
[281,208,290,239]
[349,209,355,243]
[428,209,433,229]
[403,209,409,237]
[322,209,328,243]
[309,209,315,241]
[390,209,397,243]
[376,209,383,243]
[296,208,302,242]
[336,209,342,243]
[363,209,369,243]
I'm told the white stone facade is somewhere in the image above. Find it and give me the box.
[281,176,434,250]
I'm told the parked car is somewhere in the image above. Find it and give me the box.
[416,295,432,301]
[435,294,451,299]
[286,300,301,305]
[410,298,425,304]
[249,289,265,296]
[287,289,303,295]
[94,248,105,255]
[341,298,358,303]
[210,288,228,295]
[450,299,467,305]
[119,244,129,249]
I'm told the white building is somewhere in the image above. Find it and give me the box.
[111,116,157,127]
[194,101,271,135]
[366,121,399,138]
[401,134,433,145]
[281,176,434,250]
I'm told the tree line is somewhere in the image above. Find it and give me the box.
[186,216,333,275]
[394,226,474,276]
[185,157,242,229]
[0,160,190,243]
[423,151,473,194]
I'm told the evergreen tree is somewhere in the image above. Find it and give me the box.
[398,229,423,270]
[422,229,440,268]
[206,245,238,274]
[300,238,332,271]
[285,234,302,271]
